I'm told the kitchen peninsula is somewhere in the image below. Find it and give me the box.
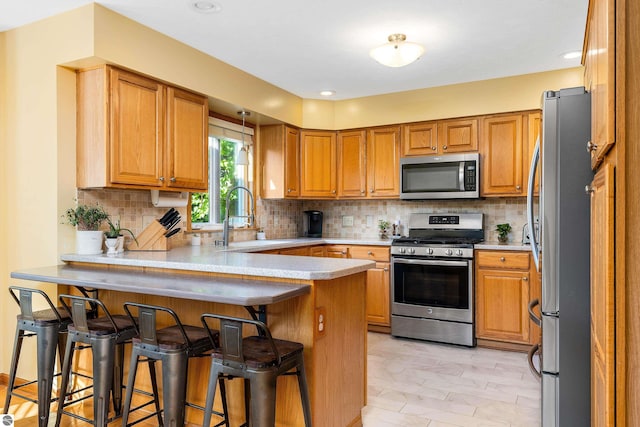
[12,246,374,427]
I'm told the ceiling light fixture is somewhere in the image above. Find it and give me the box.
[236,110,250,166]
[370,33,425,68]
[190,0,222,14]
[320,90,335,97]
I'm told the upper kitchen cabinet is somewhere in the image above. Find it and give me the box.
[337,130,367,198]
[583,0,615,169]
[260,124,300,199]
[401,118,478,156]
[300,130,337,198]
[337,126,400,199]
[481,111,539,197]
[366,126,401,198]
[77,66,208,192]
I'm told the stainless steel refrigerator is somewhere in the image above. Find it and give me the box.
[526,87,592,426]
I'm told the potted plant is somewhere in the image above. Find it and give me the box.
[64,203,110,254]
[378,219,390,240]
[496,223,512,244]
[105,218,138,255]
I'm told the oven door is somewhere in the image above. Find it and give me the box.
[391,257,473,323]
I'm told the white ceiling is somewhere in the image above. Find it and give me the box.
[1,0,588,101]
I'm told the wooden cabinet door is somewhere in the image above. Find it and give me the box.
[476,268,530,344]
[166,86,208,190]
[590,164,615,426]
[300,130,337,198]
[309,246,326,257]
[337,130,366,198]
[481,114,524,196]
[401,122,437,156]
[438,118,478,153]
[526,112,541,195]
[284,126,300,197]
[585,0,615,168]
[260,124,299,198]
[366,126,400,198]
[279,247,310,256]
[110,68,164,187]
[366,262,390,326]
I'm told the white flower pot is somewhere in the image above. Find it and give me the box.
[76,230,104,255]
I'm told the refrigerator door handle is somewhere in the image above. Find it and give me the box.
[527,343,542,380]
[527,136,541,271]
[528,298,542,327]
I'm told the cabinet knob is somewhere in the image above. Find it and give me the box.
[341,251,347,255]
[170,177,176,183]
[361,190,365,195]
[586,140,598,153]
[159,176,165,182]
[370,189,375,193]
[500,257,506,262]
[523,277,529,281]
[332,190,336,194]
[585,185,594,194]
[383,267,389,272]
[368,251,373,256]
[442,145,448,150]
[432,146,437,151]
[516,185,521,190]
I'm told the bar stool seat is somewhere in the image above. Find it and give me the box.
[3,286,96,427]
[55,294,161,427]
[201,313,312,427]
[121,302,229,427]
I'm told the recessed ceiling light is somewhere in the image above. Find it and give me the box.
[320,90,335,97]
[190,0,222,14]
[563,51,582,59]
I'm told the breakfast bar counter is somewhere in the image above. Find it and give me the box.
[12,248,373,427]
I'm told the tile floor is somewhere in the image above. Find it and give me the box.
[362,332,541,427]
[2,332,540,426]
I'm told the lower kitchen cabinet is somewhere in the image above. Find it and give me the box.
[365,262,390,327]
[475,250,539,348]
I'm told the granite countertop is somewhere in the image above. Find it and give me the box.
[61,243,375,280]
[11,264,310,306]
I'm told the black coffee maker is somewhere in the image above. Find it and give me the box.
[303,210,323,238]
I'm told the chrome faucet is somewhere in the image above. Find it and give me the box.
[222,185,255,247]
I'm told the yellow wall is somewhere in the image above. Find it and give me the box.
[0,2,584,375]
[302,67,584,129]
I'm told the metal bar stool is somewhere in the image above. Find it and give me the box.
[200,313,313,427]
[121,302,229,427]
[3,286,96,427]
[54,294,162,427]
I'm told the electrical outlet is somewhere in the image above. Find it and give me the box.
[315,307,326,338]
[342,215,354,227]
[366,215,373,227]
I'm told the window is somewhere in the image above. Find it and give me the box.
[191,119,253,229]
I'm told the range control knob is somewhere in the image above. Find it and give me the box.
[408,248,416,254]
[445,249,453,256]
[427,248,434,255]
[399,248,406,254]
[457,249,464,256]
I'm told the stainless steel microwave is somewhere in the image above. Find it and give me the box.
[400,153,480,199]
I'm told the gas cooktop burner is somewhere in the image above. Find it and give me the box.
[392,237,483,246]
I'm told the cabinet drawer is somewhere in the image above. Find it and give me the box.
[476,250,530,270]
[349,246,390,262]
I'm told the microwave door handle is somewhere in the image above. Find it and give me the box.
[459,162,465,191]
[527,137,541,271]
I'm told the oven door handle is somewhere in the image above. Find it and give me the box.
[392,258,469,267]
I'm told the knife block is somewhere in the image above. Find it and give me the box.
[127,220,170,251]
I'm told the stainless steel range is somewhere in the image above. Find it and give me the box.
[391,213,484,347]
